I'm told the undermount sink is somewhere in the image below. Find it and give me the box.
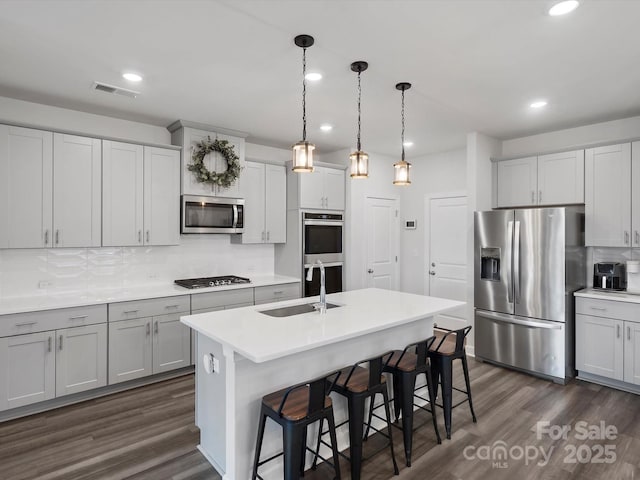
[259,302,341,317]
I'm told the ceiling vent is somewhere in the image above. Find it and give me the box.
[92,81,139,98]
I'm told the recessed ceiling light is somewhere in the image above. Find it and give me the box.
[530,100,548,109]
[305,72,322,81]
[122,72,143,82]
[549,1,579,16]
[403,141,414,147]
[320,124,333,132]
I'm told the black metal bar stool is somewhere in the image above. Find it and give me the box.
[428,326,477,439]
[311,353,399,480]
[252,370,342,480]
[369,336,441,467]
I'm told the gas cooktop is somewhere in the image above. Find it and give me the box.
[174,275,251,289]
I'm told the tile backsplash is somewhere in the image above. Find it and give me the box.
[0,235,274,297]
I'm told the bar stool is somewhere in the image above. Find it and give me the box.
[428,326,477,439]
[374,336,441,467]
[311,354,399,480]
[252,370,342,480]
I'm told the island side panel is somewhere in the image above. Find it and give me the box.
[196,333,228,474]
[231,316,434,479]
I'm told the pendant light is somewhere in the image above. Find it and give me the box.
[393,82,412,186]
[292,34,315,172]
[349,61,369,179]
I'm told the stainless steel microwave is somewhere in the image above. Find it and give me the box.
[181,195,244,234]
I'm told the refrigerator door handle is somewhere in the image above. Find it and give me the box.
[513,220,521,304]
[477,310,563,330]
[506,220,514,304]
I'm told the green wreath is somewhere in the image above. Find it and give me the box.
[188,136,241,188]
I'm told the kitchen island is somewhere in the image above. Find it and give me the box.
[181,288,464,479]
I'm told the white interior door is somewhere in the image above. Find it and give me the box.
[427,195,468,330]
[365,197,399,290]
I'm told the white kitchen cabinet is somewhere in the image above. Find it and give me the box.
[290,164,346,211]
[495,151,585,208]
[108,317,153,384]
[537,150,584,206]
[631,141,640,247]
[55,323,107,396]
[0,331,55,410]
[102,140,144,247]
[576,313,624,380]
[143,147,180,246]
[103,141,180,247]
[53,133,102,248]
[152,313,191,373]
[0,125,53,249]
[624,320,640,385]
[235,161,286,244]
[496,156,537,207]
[169,124,246,198]
[585,143,632,246]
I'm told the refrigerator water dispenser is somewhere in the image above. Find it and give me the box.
[480,247,501,281]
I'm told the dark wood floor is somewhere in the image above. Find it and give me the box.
[1,359,638,479]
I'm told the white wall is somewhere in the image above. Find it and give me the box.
[502,115,640,158]
[0,95,171,145]
[399,148,467,294]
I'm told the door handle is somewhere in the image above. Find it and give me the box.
[146,322,151,336]
[146,230,150,243]
[531,191,535,203]
[625,231,630,245]
[48,336,52,353]
[261,231,265,241]
[629,325,632,341]
[44,229,49,246]
[514,221,521,304]
[367,269,374,274]
[59,334,63,351]
[138,230,142,243]
[636,231,640,245]
[538,190,542,204]
[267,231,270,241]
[429,271,436,275]
[154,321,159,335]
[55,229,60,245]
[617,324,621,338]
[506,221,513,304]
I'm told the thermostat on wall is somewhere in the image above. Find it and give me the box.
[405,220,417,230]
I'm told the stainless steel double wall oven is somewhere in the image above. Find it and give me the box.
[302,212,344,297]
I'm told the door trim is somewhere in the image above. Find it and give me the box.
[424,191,467,296]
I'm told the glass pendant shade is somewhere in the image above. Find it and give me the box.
[349,150,369,178]
[393,160,411,185]
[292,140,315,172]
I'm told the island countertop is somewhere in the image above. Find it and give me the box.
[181,287,465,363]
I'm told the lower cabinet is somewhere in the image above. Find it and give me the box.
[0,323,107,410]
[108,313,191,384]
[575,297,640,386]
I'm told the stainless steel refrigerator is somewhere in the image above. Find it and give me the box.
[474,207,585,383]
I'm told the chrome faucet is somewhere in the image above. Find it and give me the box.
[306,260,326,313]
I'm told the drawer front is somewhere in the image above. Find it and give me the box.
[254,283,300,304]
[191,288,254,311]
[576,297,638,322]
[109,295,190,321]
[0,305,107,337]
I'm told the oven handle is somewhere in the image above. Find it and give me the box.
[303,220,344,226]
[476,310,563,330]
[303,261,344,268]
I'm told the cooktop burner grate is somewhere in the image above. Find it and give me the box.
[174,275,251,289]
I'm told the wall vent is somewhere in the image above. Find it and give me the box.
[92,81,139,98]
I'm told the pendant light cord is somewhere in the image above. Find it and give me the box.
[302,46,307,142]
[357,70,362,151]
[401,88,405,161]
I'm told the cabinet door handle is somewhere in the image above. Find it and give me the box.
[261,231,265,241]
[590,306,606,311]
[124,310,139,315]
[69,315,88,321]
[531,191,535,203]
[146,322,151,336]
[165,304,179,310]
[538,190,542,204]
[266,231,270,241]
[154,321,159,334]
[55,230,60,245]
[59,334,63,351]
[625,231,630,245]
[138,230,142,243]
[273,290,284,295]
[146,230,150,243]
[617,324,621,338]
[48,336,52,352]
[15,321,37,327]
[44,230,49,246]
[636,230,639,245]
[629,326,632,341]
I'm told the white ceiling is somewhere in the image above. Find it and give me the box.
[1,0,640,157]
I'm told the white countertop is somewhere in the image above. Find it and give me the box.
[0,274,300,315]
[181,288,465,363]
[575,288,640,304]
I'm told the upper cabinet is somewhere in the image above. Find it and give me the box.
[585,143,632,247]
[0,126,102,249]
[103,141,179,247]
[288,164,346,211]
[168,122,246,198]
[495,150,584,208]
[233,161,286,244]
